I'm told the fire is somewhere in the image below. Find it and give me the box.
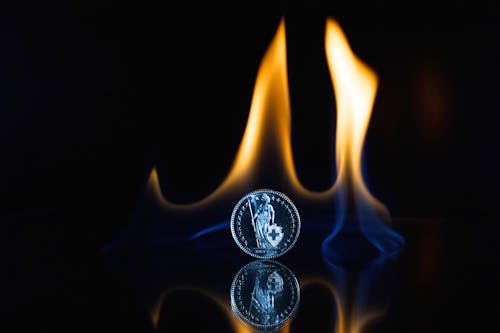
[143,16,403,252]
[148,18,331,212]
[326,19,381,202]
[134,15,399,333]
[323,19,404,254]
[151,278,387,333]
[149,17,391,213]
[300,277,388,333]
[151,286,254,332]
[148,18,321,211]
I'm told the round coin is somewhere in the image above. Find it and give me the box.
[230,260,300,331]
[230,189,301,259]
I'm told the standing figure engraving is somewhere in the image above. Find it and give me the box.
[230,260,301,330]
[231,189,300,259]
[250,193,276,248]
[249,269,284,326]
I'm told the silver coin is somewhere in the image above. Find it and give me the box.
[230,260,300,331]
[230,189,301,259]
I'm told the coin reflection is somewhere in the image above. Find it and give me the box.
[230,260,300,332]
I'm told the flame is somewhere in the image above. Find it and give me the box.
[114,18,399,333]
[325,18,391,222]
[151,286,291,332]
[148,18,323,211]
[150,278,388,333]
[141,17,403,253]
[149,19,332,209]
[325,19,379,197]
[323,18,404,254]
[225,18,295,187]
[151,286,253,333]
[149,18,389,209]
[300,278,386,333]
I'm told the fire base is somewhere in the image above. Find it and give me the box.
[321,220,405,267]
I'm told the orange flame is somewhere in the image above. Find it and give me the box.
[300,278,387,333]
[148,17,388,215]
[146,16,393,333]
[148,18,327,211]
[151,286,253,333]
[151,279,386,333]
[325,19,389,218]
[151,286,289,332]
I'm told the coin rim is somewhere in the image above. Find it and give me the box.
[230,188,301,259]
[229,259,301,330]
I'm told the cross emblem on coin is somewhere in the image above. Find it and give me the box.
[268,229,280,240]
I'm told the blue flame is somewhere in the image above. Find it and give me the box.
[190,221,229,240]
[357,198,405,254]
[322,161,405,263]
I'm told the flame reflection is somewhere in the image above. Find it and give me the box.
[152,286,253,333]
[152,270,391,333]
[299,278,386,333]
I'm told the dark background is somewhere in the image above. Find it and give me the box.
[1,1,499,223]
[1,1,499,332]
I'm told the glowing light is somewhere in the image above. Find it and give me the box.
[141,16,398,333]
[151,286,253,333]
[144,17,402,253]
[150,278,388,333]
[325,19,379,194]
[300,277,387,333]
[323,19,404,254]
[148,18,322,211]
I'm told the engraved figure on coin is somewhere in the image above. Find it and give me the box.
[231,189,300,259]
[249,269,284,325]
[250,193,276,248]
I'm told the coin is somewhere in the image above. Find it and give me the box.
[230,189,301,259]
[230,260,300,331]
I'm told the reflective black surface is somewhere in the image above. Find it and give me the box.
[3,216,498,332]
